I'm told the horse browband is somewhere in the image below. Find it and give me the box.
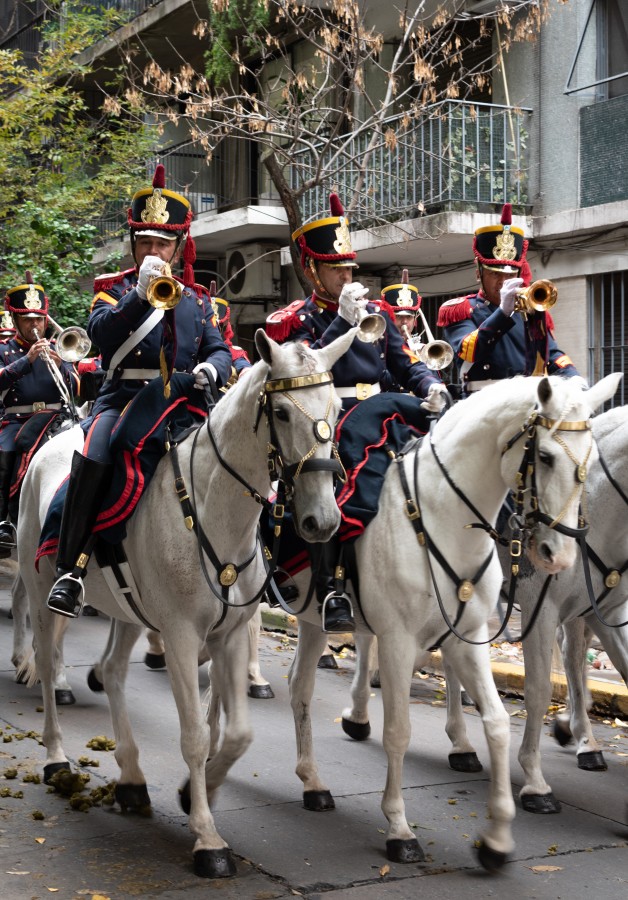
[264,371,334,393]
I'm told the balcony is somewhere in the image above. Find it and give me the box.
[291,100,532,227]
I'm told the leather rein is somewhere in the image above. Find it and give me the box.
[397,407,594,648]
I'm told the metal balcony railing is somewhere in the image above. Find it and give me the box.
[291,100,532,226]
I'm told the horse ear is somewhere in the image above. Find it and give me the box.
[537,376,552,406]
[317,327,359,371]
[583,372,623,412]
[255,328,275,365]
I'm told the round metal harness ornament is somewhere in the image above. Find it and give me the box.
[575,464,587,484]
[604,570,621,589]
[457,580,474,602]
[314,419,332,442]
[219,564,238,587]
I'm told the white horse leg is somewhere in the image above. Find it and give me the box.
[10,571,29,680]
[441,655,483,773]
[164,621,249,878]
[144,628,167,669]
[289,619,333,807]
[377,631,424,862]
[445,641,515,868]
[518,602,562,813]
[246,606,274,699]
[29,604,73,780]
[341,632,375,741]
[98,619,148,808]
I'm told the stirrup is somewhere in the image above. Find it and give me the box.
[47,574,86,619]
[0,519,17,548]
[321,591,355,634]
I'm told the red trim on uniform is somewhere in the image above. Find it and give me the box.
[266,300,306,342]
[35,537,59,570]
[436,297,473,328]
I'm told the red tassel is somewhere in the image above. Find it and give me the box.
[436,297,472,328]
[329,193,345,217]
[209,280,217,297]
[377,299,397,321]
[520,259,532,287]
[501,203,512,226]
[25,270,33,284]
[153,164,166,189]
[183,234,196,287]
[402,269,409,284]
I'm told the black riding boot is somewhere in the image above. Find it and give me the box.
[47,452,113,618]
[311,536,355,634]
[0,450,17,558]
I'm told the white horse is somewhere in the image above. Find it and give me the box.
[277,373,621,871]
[340,395,627,817]
[18,328,355,879]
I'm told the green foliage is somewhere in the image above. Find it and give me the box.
[205,0,270,87]
[0,1,158,324]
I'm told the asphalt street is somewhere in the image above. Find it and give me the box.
[1,581,627,900]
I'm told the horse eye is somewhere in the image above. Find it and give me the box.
[538,450,553,467]
[274,407,290,422]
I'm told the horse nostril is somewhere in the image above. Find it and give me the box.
[301,516,317,535]
[540,543,554,563]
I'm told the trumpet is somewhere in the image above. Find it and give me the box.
[403,308,454,371]
[34,316,92,410]
[356,306,387,343]
[146,262,183,310]
[514,279,557,316]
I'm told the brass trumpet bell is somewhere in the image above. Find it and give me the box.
[514,279,557,315]
[419,340,454,372]
[57,326,91,363]
[356,309,387,343]
[146,263,183,310]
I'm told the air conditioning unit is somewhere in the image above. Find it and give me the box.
[226,243,282,300]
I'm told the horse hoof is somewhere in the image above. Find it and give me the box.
[552,719,573,746]
[115,782,152,815]
[248,683,275,699]
[577,750,607,771]
[179,779,191,815]
[521,792,561,814]
[14,669,27,685]
[341,716,371,741]
[449,752,483,773]
[386,838,424,863]
[54,689,76,706]
[303,789,335,811]
[317,654,338,670]
[144,652,167,670]
[193,847,236,878]
[43,761,72,785]
[87,668,104,692]
[476,840,508,873]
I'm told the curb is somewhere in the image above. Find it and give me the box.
[260,607,628,718]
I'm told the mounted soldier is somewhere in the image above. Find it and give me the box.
[45,164,231,617]
[437,203,580,395]
[0,274,80,557]
[266,194,450,633]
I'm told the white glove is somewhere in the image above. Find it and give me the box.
[338,282,370,325]
[499,277,523,317]
[193,361,218,390]
[137,255,166,301]
[420,383,450,414]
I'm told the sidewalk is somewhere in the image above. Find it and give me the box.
[260,604,628,717]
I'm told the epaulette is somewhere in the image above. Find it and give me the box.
[93,268,135,293]
[436,295,473,328]
[266,300,307,342]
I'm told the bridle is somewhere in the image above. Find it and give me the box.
[398,404,594,648]
[173,369,345,616]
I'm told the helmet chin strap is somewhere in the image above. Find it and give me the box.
[307,260,336,303]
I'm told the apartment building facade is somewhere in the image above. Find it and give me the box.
[0,0,625,397]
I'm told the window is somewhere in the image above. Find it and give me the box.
[565,0,628,98]
[588,271,627,408]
